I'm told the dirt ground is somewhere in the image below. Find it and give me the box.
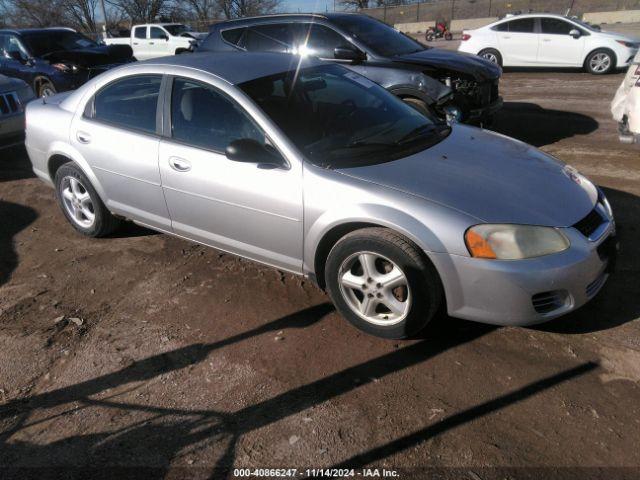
[2,51,640,480]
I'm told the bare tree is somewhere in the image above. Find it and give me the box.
[179,0,219,22]
[105,0,167,23]
[60,0,100,32]
[0,0,67,27]
[217,0,280,19]
[338,0,370,10]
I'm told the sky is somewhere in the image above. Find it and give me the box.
[279,0,341,13]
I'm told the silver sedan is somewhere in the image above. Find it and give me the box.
[25,52,617,339]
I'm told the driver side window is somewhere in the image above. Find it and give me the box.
[0,35,28,60]
[170,78,264,152]
[296,24,347,58]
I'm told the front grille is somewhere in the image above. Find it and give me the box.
[586,272,607,298]
[532,290,568,314]
[0,92,21,116]
[573,208,604,238]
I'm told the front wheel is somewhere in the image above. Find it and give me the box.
[38,80,56,97]
[585,49,614,74]
[325,228,443,339]
[425,32,434,42]
[402,97,430,117]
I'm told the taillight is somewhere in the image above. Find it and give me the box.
[461,34,471,41]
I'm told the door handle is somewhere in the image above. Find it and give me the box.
[133,42,139,45]
[169,157,191,172]
[502,35,511,39]
[149,42,155,45]
[542,38,551,42]
[77,131,91,144]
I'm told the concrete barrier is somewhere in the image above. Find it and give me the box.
[394,21,436,33]
[584,10,640,24]
[450,17,498,32]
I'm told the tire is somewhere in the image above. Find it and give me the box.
[325,227,443,339]
[478,48,502,66]
[54,163,121,237]
[444,32,453,41]
[585,49,614,75]
[402,97,430,117]
[38,80,56,97]
[425,32,434,42]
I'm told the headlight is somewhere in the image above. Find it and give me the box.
[465,224,570,260]
[52,63,79,73]
[616,40,640,48]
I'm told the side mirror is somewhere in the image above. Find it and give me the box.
[225,139,286,168]
[334,45,365,63]
[569,29,581,39]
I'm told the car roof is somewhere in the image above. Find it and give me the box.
[139,51,324,85]
[209,12,371,28]
[0,27,75,35]
[494,13,578,22]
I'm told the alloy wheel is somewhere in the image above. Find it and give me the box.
[338,251,412,326]
[589,53,611,73]
[61,176,95,229]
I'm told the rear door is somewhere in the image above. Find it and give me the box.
[495,17,539,66]
[148,27,171,58]
[71,74,171,231]
[537,18,585,66]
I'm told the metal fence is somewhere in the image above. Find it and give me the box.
[361,0,640,24]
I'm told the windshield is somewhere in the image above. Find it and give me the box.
[331,15,425,57]
[567,17,598,31]
[239,64,450,168]
[21,30,97,57]
[164,24,191,36]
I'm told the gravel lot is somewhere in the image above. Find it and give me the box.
[1,37,640,479]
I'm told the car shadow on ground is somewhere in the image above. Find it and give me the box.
[0,303,598,479]
[0,145,35,183]
[490,101,599,147]
[0,200,38,288]
[536,187,640,334]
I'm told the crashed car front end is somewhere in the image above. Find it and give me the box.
[437,70,503,123]
[612,50,640,145]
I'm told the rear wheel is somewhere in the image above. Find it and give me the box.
[444,32,453,41]
[478,48,502,66]
[325,228,443,339]
[585,49,614,74]
[54,163,121,237]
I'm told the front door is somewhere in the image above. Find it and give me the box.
[158,77,303,272]
[148,27,171,58]
[537,18,586,66]
[71,74,171,231]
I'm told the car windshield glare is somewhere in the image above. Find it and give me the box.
[164,24,191,36]
[21,31,97,56]
[239,64,450,168]
[331,15,426,57]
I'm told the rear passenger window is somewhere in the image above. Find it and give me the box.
[170,78,264,152]
[221,27,245,46]
[506,18,536,33]
[243,26,291,53]
[91,75,161,133]
[134,27,146,39]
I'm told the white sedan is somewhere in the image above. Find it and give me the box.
[458,13,639,74]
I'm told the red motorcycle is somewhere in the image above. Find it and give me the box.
[425,22,453,42]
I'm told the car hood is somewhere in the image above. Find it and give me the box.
[0,74,27,92]
[42,45,133,67]
[337,125,597,227]
[392,48,502,81]
[597,30,639,43]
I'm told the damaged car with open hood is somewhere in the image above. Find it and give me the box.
[198,13,503,124]
[0,28,134,97]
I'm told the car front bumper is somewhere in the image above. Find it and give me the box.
[429,217,617,326]
[618,118,640,144]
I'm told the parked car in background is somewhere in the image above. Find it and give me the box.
[0,28,134,97]
[612,49,640,144]
[104,23,199,60]
[0,73,34,148]
[458,13,639,74]
[25,52,616,339]
[199,13,502,124]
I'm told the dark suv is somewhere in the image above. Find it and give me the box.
[0,28,134,97]
[199,13,503,123]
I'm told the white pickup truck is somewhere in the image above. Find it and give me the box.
[104,24,203,60]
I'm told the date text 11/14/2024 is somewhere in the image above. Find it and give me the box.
[232,468,400,477]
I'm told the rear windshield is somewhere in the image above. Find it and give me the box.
[331,15,425,57]
[21,30,97,57]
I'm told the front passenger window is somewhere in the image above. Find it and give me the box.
[170,78,264,152]
[541,18,574,35]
